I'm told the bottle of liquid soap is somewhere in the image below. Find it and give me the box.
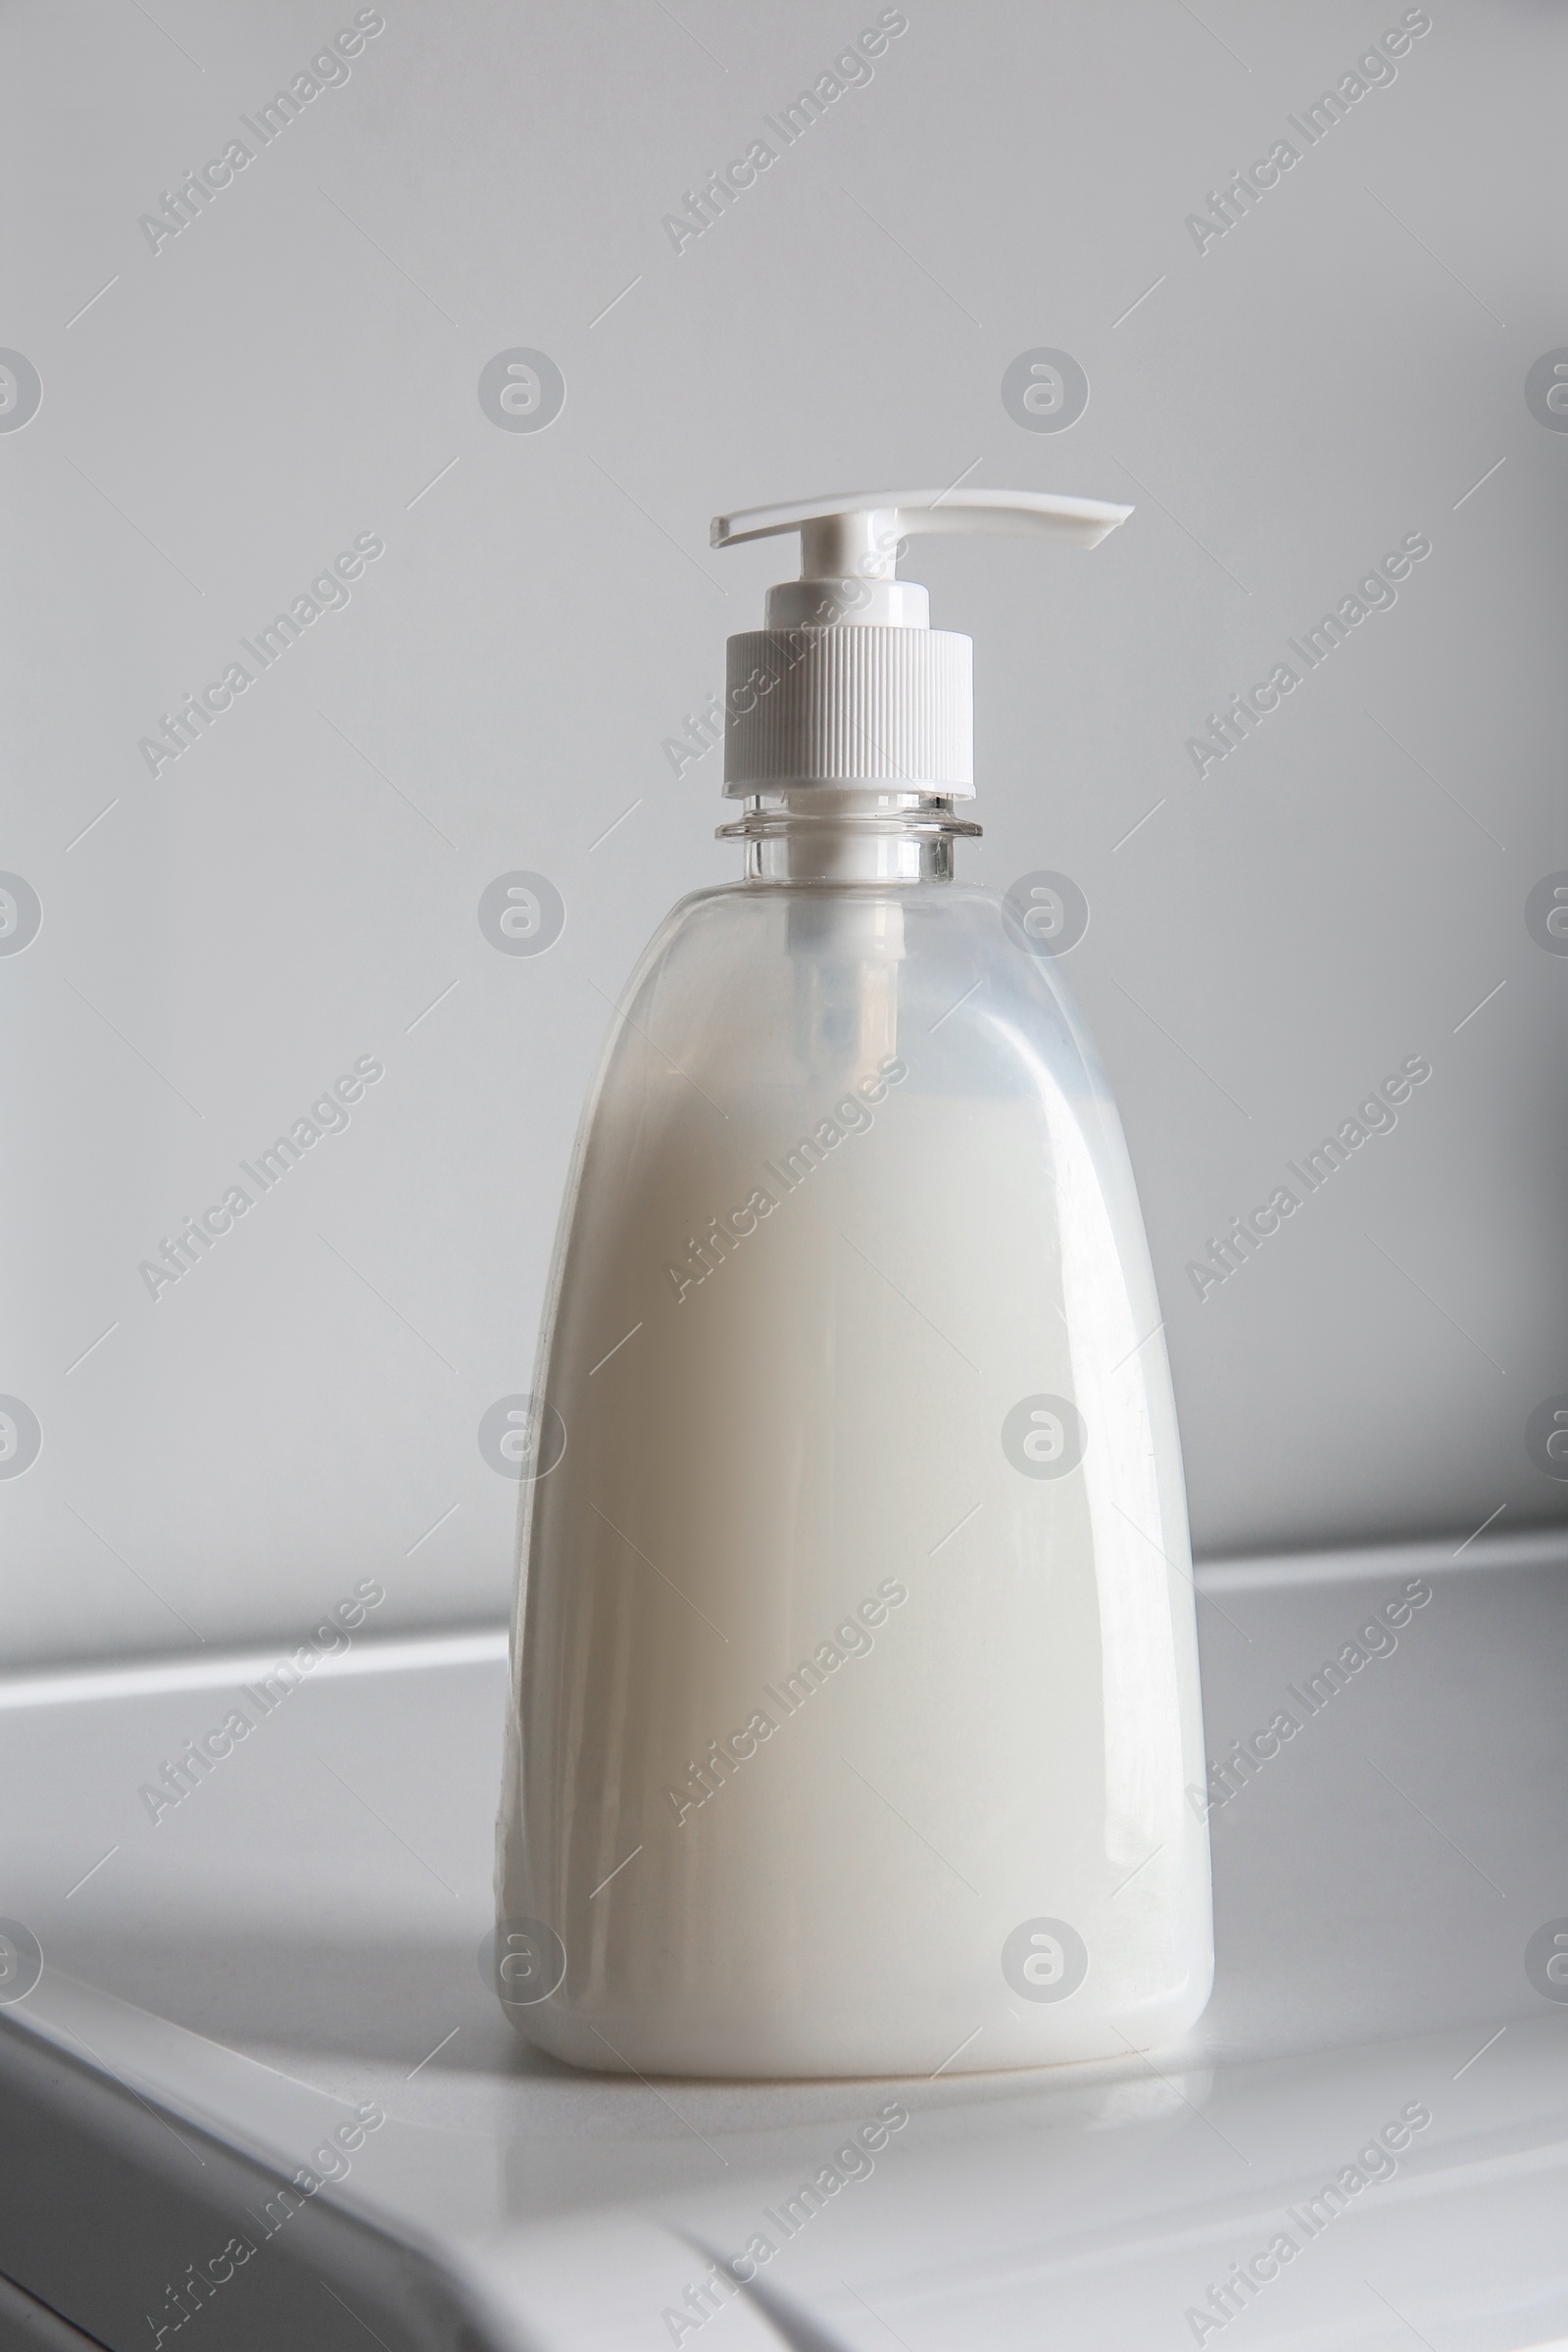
[495,489,1213,2078]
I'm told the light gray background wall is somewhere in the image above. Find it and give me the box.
[3,0,1564,1668]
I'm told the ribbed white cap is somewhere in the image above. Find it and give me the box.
[710,489,1132,803]
[722,626,973,798]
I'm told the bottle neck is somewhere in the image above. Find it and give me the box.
[716,790,980,884]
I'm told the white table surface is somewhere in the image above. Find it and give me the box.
[1,1527,1565,2350]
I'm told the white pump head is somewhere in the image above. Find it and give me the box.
[710,487,1132,798]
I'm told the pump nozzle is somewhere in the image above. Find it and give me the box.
[711,487,1132,587]
[710,486,1133,798]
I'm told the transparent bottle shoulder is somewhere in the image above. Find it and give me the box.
[618,881,1112,1106]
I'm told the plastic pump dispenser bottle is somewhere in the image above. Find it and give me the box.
[496,489,1213,2078]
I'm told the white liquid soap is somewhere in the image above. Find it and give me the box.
[496,490,1212,2078]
